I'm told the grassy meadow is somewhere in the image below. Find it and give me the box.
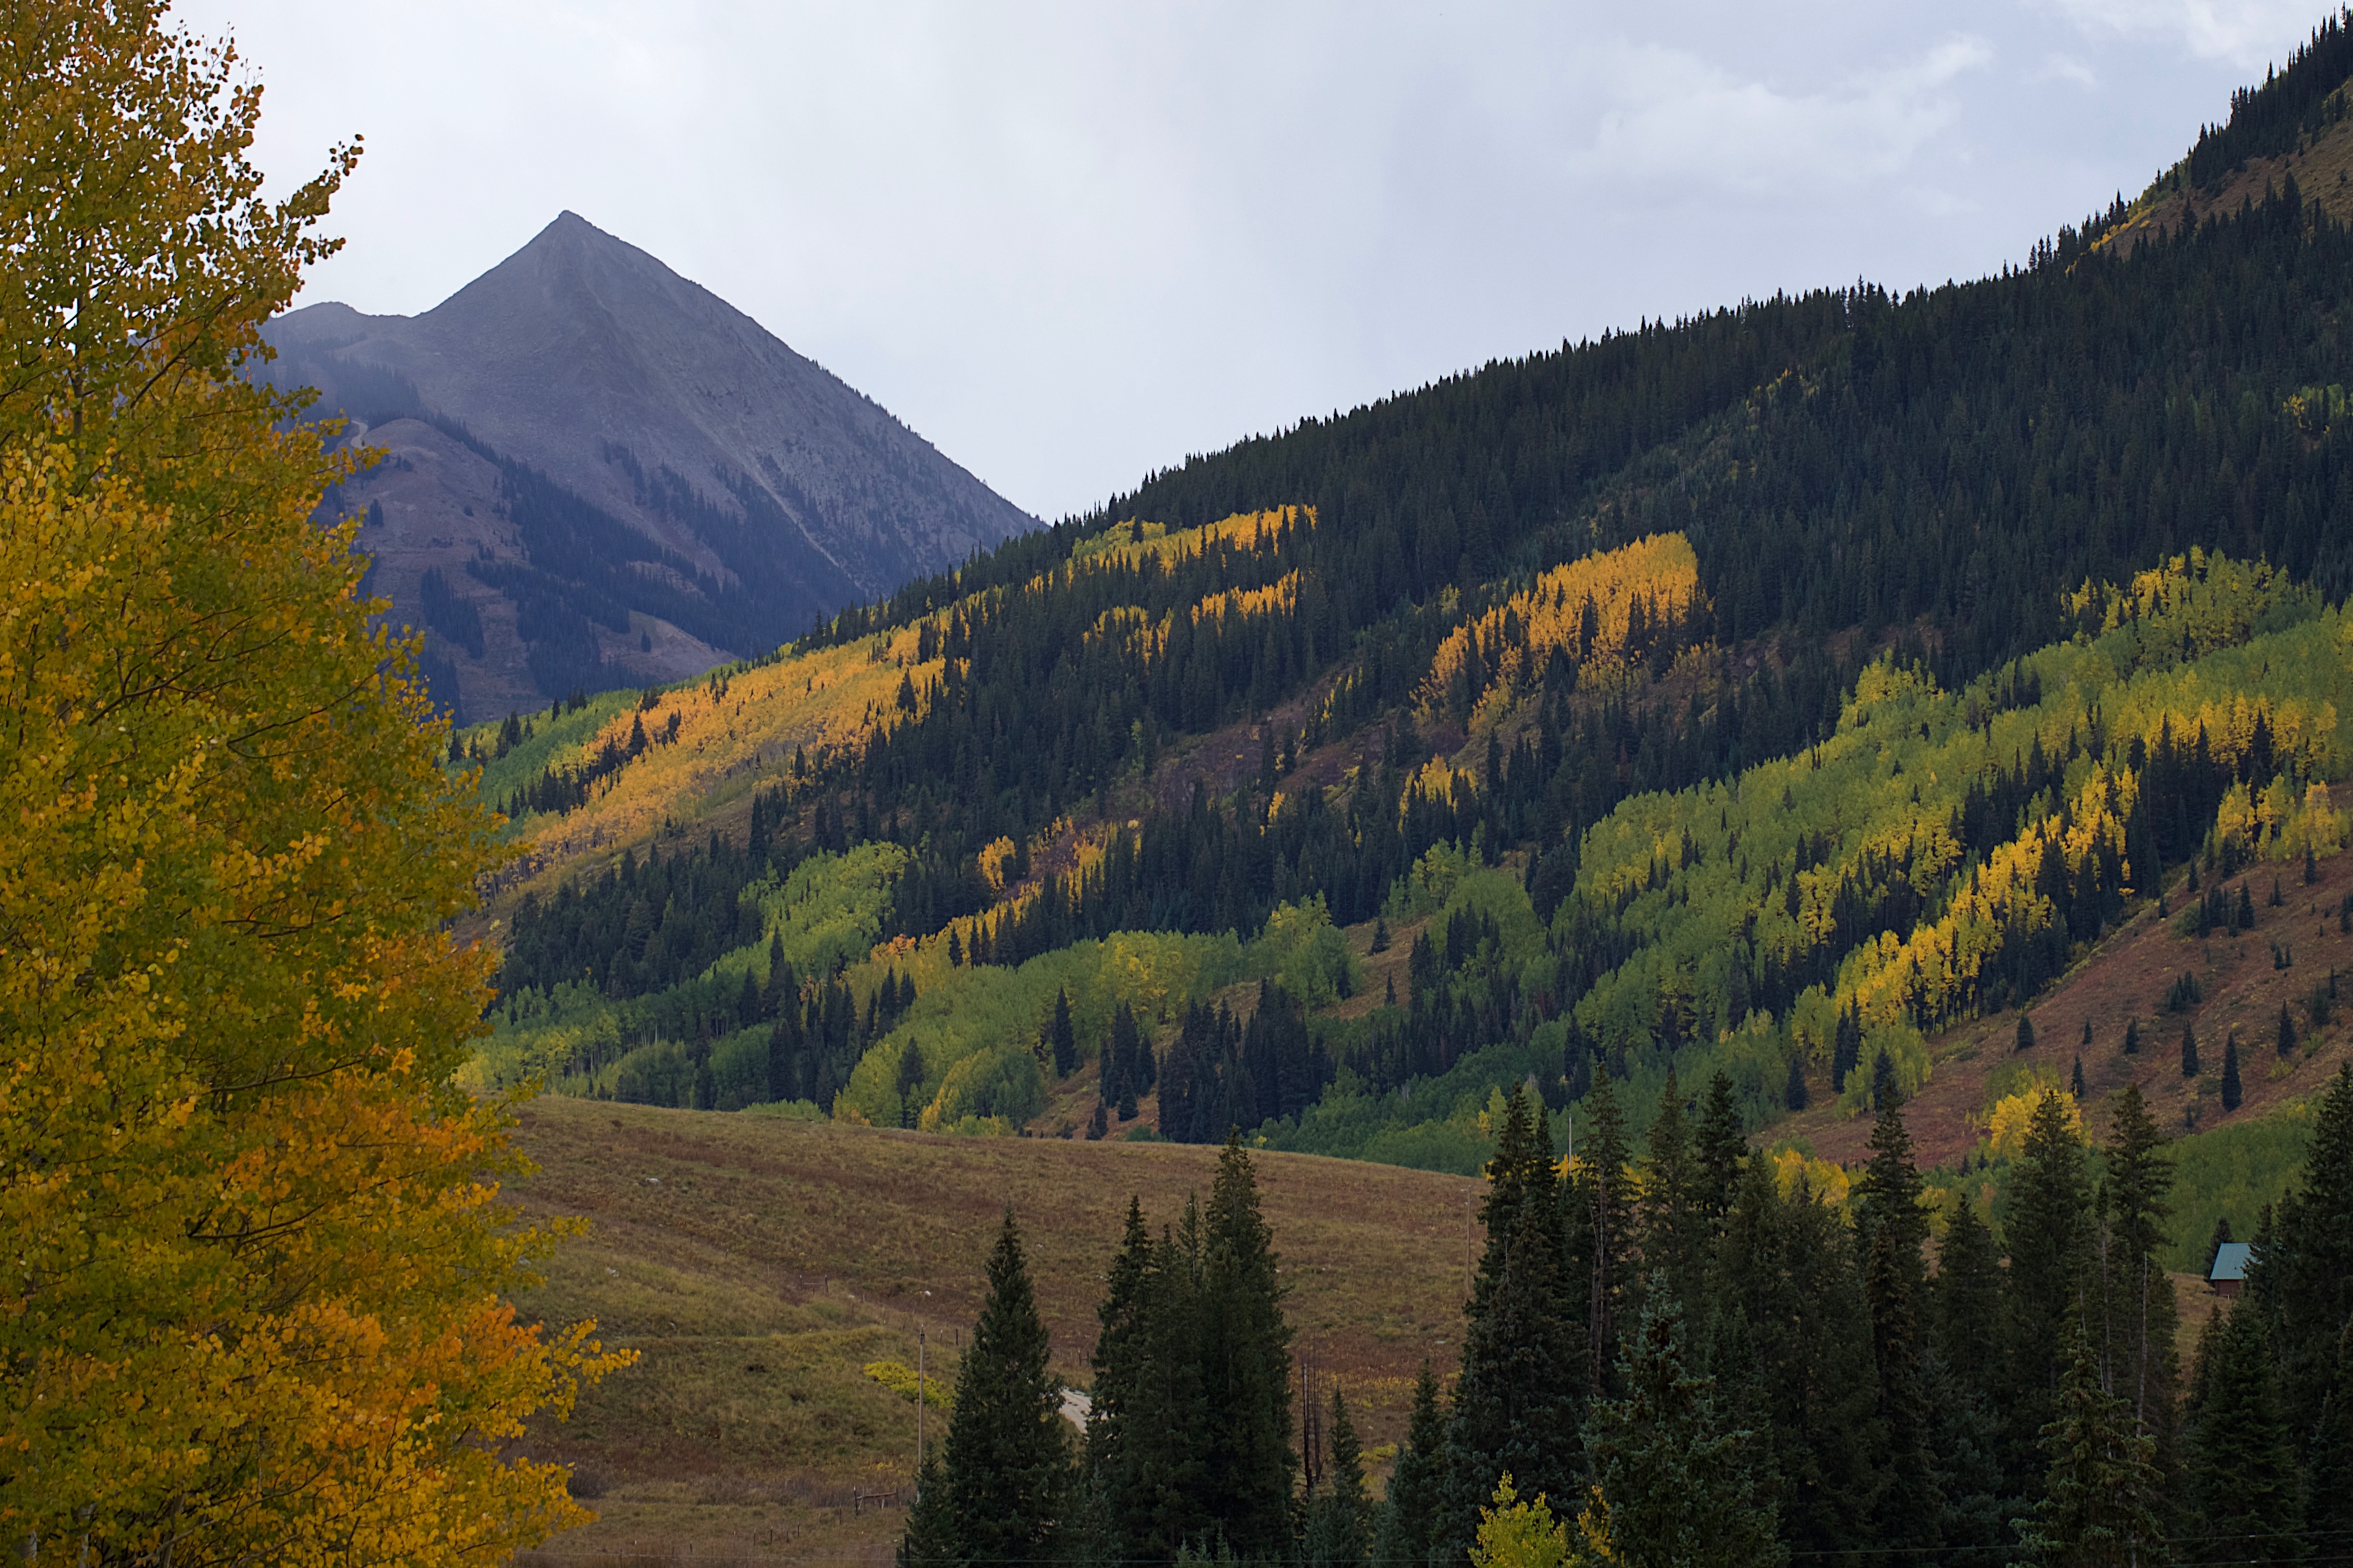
[503,1096,1476,1561]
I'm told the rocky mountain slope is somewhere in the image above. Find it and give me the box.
[265,212,1034,719]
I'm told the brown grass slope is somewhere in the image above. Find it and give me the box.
[2103,71,2353,255]
[505,1097,1476,1563]
[1785,854,2353,1170]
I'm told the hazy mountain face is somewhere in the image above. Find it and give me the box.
[264,211,1034,720]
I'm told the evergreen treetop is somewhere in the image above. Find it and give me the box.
[942,1208,1070,1567]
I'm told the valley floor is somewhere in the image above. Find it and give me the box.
[504,1099,1472,1561]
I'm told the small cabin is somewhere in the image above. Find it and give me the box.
[2208,1240,2254,1298]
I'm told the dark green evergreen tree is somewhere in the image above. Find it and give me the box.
[1929,1198,2010,1561]
[2010,1324,2169,1568]
[1573,1065,1635,1396]
[1585,1275,1787,1568]
[1693,1069,1746,1221]
[1371,1362,1446,1568]
[1107,1002,1143,1118]
[1710,1152,1880,1558]
[2002,1088,2094,1500]
[2096,1083,2182,1500]
[942,1208,1070,1566]
[2017,1011,2037,1053]
[899,1452,957,1568]
[1304,1387,1369,1568]
[2185,1303,2303,1563]
[2254,1061,2353,1541]
[1854,1089,1936,1556]
[1636,1070,1710,1324]
[1194,1133,1295,1557]
[1935,1199,2004,1409]
[1439,1090,1582,1560]
[2182,1020,2200,1078]
[2278,1000,2298,1058]
[1088,1198,1175,1563]
[2221,1032,2242,1111]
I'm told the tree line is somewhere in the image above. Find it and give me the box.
[911,1066,2353,1567]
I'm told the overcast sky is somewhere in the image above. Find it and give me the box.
[178,0,2333,522]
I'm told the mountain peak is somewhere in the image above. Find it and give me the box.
[261,216,1033,719]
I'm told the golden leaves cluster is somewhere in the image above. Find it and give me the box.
[0,3,624,1559]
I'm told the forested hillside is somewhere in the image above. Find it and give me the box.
[462,73,2353,1168]
[433,18,2353,1565]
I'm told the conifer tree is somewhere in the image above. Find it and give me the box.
[1928,1198,2010,1564]
[2017,1012,2037,1053]
[2185,1303,2303,1563]
[1710,1154,1880,1558]
[1637,1071,1710,1322]
[2182,1020,2200,1078]
[1584,1277,1787,1568]
[1373,1362,1447,1568]
[1305,1387,1370,1568]
[1442,1091,1581,1560]
[1783,1053,1809,1111]
[2278,1000,2298,1058]
[2002,1088,2094,1497]
[899,1453,957,1568]
[1693,1069,1746,1221]
[2221,1031,2242,1111]
[2096,1083,2182,1488]
[943,1208,1070,1566]
[2257,1062,2353,1532]
[1195,1133,1295,1557]
[1573,1066,1635,1395]
[1854,1090,1936,1553]
[1107,1002,1143,1118]
[1087,1198,1176,1563]
[2010,1326,2169,1568]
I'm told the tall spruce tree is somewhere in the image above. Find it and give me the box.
[1637,1071,1710,1325]
[1087,1198,1179,1563]
[942,1208,1070,1566]
[2185,1302,2304,1563]
[2002,1088,2094,1497]
[1304,1387,1370,1568]
[1931,1199,2011,1565]
[2251,1061,2353,1545]
[1440,1090,1582,1561]
[899,1453,958,1568]
[1585,1276,1787,1568]
[1573,1066,1635,1396]
[1195,1133,1296,1557]
[1711,1152,1882,1558]
[1854,1090,1938,1556]
[1373,1362,1447,1568]
[2010,1324,2169,1568]
[1693,1069,1746,1221]
[2096,1083,2183,1503]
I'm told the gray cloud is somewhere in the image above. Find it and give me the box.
[179,0,2324,519]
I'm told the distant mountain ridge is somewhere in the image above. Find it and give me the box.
[265,212,1034,719]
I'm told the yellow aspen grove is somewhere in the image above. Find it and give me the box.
[0,2,624,1560]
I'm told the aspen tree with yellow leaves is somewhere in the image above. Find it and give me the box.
[0,3,623,1560]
